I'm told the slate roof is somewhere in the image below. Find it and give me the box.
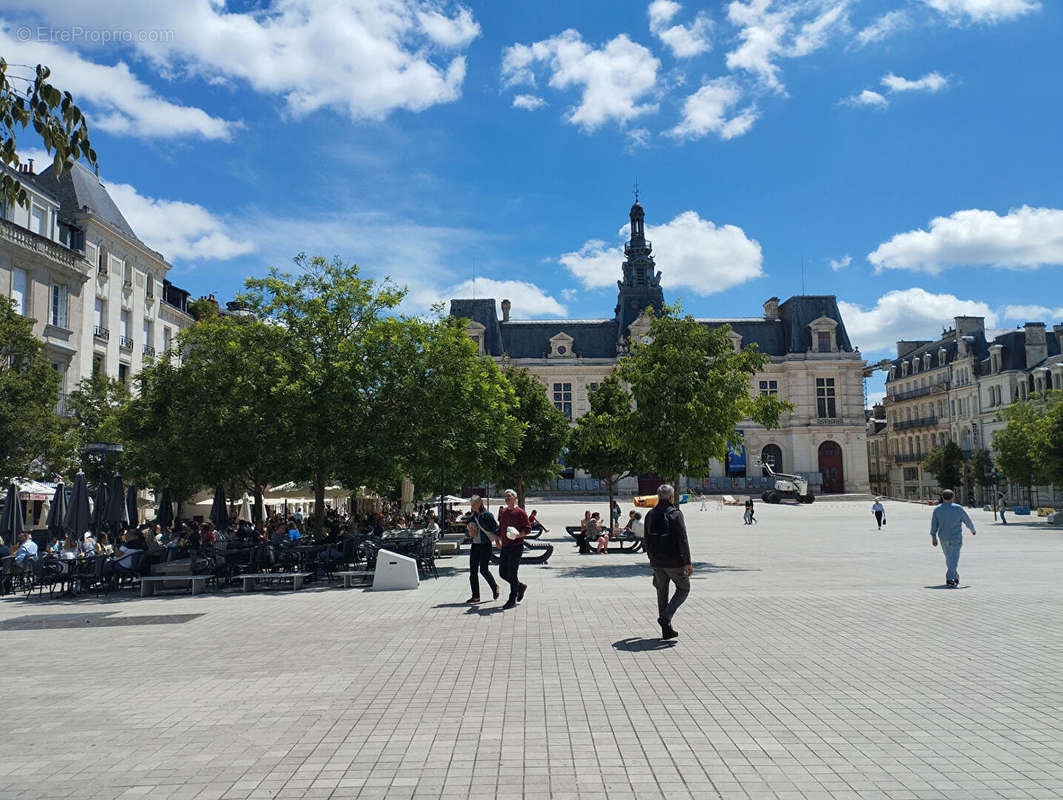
[27,161,152,252]
[449,294,855,359]
[979,328,1062,374]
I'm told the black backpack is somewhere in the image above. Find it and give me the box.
[646,506,679,558]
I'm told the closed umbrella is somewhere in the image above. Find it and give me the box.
[239,492,252,523]
[0,482,24,547]
[104,474,128,537]
[209,486,228,531]
[126,486,139,528]
[91,482,109,535]
[156,488,174,528]
[64,471,91,538]
[45,482,67,537]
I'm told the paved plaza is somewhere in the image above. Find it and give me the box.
[3,499,1063,800]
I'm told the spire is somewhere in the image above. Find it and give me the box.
[615,195,664,343]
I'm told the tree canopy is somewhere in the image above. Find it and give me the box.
[921,440,965,490]
[617,307,789,488]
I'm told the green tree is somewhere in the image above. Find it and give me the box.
[380,314,521,504]
[994,401,1045,504]
[240,254,406,534]
[617,307,788,488]
[969,448,994,491]
[1,60,96,208]
[1036,391,1063,489]
[567,373,640,522]
[0,297,61,481]
[123,315,296,519]
[495,366,570,507]
[64,373,131,483]
[921,441,965,490]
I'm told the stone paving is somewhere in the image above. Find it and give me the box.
[2,499,1063,800]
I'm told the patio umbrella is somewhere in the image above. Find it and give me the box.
[156,488,174,528]
[239,492,252,523]
[45,481,67,537]
[91,482,109,535]
[209,486,228,530]
[126,485,139,527]
[65,472,92,538]
[0,482,23,547]
[104,474,128,536]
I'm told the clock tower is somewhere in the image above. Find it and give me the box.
[614,198,664,345]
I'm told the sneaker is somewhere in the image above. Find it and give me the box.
[502,600,517,610]
[516,583,527,603]
[466,596,481,603]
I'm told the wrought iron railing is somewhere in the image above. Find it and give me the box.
[93,326,109,340]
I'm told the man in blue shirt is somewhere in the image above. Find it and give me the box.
[12,533,38,575]
[930,489,976,587]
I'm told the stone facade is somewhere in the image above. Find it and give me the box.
[450,201,869,495]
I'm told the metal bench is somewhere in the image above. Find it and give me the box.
[334,570,373,588]
[140,575,213,597]
[241,572,311,592]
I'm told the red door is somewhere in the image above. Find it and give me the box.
[818,441,844,494]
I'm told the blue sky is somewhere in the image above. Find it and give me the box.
[3,0,1061,401]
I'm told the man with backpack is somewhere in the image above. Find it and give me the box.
[643,484,693,640]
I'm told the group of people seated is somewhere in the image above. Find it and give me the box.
[574,504,643,554]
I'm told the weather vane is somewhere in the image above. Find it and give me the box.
[633,178,639,204]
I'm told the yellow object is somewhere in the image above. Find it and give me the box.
[1037,507,1054,517]
[633,493,689,508]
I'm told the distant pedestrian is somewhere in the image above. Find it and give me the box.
[743,498,756,525]
[464,495,499,604]
[871,498,885,530]
[610,501,622,529]
[643,484,692,640]
[930,489,976,587]
[497,489,530,609]
[997,492,1008,525]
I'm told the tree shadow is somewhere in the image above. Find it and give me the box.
[613,637,676,652]
[552,561,757,579]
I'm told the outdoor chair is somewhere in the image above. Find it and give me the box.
[111,552,146,593]
[26,556,61,600]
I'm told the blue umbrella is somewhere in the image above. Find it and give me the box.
[104,474,128,536]
[0,482,24,547]
[64,472,92,538]
[45,481,67,537]
[126,485,139,528]
[91,481,109,535]
[209,486,228,531]
[156,488,174,528]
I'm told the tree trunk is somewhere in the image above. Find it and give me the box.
[312,469,326,536]
[253,483,265,524]
[606,478,615,532]
[516,479,525,509]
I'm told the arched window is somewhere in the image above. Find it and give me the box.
[761,444,783,475]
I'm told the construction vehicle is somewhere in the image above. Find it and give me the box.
[758,460,815,504]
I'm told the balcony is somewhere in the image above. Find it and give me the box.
[816,416,845,425]
[623,239,652,255]
[93,326,109,341]
[894,416,938,431]
[891,386,932,401]
[142,345,156,359]
[895,454,925,464]
[119,336,134,351]
[0,217,79,270]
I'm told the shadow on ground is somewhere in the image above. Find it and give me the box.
[612,637,676,652]
[551,561,757,579]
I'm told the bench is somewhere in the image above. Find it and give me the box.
[435,541,459,556]
[241,572,311,592]
[335,570,373,589]
[140,575,213,597]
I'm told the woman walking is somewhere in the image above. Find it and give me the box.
[465,495,500,603]
[871,498,885,530]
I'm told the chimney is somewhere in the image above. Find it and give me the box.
[26,158,34,174]
[1054,324,1063,354]
[954,316,985,337]
[501,299,511,322]
[763,297,779,320]
[1024,322,1048,366]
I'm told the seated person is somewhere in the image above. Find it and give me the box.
[104,532,144,578]
[623,511,644,539]
[60,534,79,561]
[575,510,593,554]
[96,533,113,556]
[12,532,39,573]
[424,512,441,539]
[529,510,548,533]
[592,513,610,553]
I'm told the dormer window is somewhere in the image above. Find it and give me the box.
[549,332,575,359]
[923,354,931,371]
[901,361,909,377]
[938,348,947,367]
[726,330,743,353]
[912,358,920,373]
[465,321,486,355]
[808,316,839,353]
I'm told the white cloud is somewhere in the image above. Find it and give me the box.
[667,78,759,140]
[841,89,889,108]
[2,1,480,121]
[512,94,547,110]
[839,288,998,355]
[106,182,254,262]
[854,9,911,45]
[1002,304,1063,322]
[0,28,237,140]
[560,211,763,295]
[649,0,713,58]
[501,30,661,132]
[626,128,652,149]
[829,254,852,271]
[868,206,1063,273]
[726,0,853,93]
[924,0,1041,24]
[419,279,567,318]
[882,71,949,93]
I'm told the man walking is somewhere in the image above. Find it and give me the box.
[931,489,976,587]
[497,489,530,609]
[871,498,885,530]
[643,484,692,639]
[465,496,500,603]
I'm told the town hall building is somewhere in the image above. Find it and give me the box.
[450,201,869,495]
